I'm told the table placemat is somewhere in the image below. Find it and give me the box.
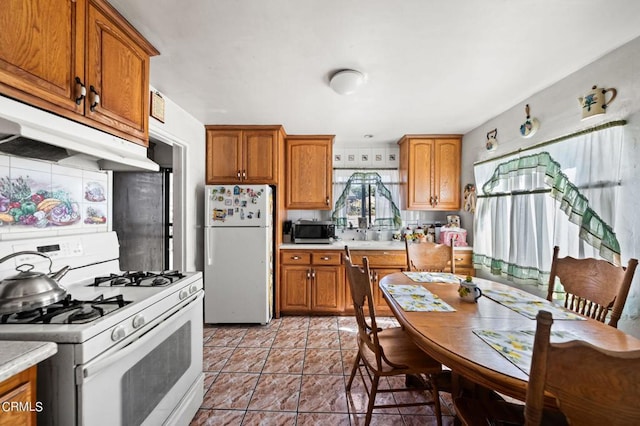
[381,283,456,312]
[473,329,579,375]
[483,288,586,321]
[403,271,460,284]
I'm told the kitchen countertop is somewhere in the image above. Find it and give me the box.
[280,240,473,251]
[0,341,57,382]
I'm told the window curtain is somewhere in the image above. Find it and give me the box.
[332,170,402,228]
[473,126,624,285]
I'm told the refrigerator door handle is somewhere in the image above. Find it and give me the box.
[206,229,212,266]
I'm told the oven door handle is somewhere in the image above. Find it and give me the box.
[76,292,202,384]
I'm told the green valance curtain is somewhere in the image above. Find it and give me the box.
[473,125,624,285]
[332,171,402,228]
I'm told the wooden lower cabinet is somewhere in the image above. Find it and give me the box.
[346,250,408,316]
[369,268,403,316]
[280,250,344,314]
[280,248,474,315]
[454,250,475,277]
[0,366,37,426]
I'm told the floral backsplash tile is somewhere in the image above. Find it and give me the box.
[0,157,109,232]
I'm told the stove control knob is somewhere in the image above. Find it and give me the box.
[111,326,126,342]
[189,285,198,294]
[179,289,189,300]
[132,315,145,329]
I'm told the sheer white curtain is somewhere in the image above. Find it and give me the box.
[374,169,401,227]
[473,126,624,285]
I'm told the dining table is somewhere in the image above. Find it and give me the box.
[378,271,640,403]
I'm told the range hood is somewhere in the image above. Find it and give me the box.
[0,96,159,171]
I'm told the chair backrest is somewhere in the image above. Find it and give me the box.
[546,246,638,327]
[344,246,384,366]
[405,239,455,273]
[524,310,640,426]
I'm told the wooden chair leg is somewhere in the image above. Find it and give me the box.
[365,374,381,426]
[346,351,361,391]
[430,373,443,426]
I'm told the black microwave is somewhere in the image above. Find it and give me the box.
[292,221,336,244]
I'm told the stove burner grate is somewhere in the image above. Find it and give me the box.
[91,270,185,287]
[0,294,131,324]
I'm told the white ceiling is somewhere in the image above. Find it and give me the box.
[110,0,640,146]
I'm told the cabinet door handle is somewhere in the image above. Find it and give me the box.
[325,196,330,206]
[306,269,311,279]
[74,77,86,105]
[236,170,241,180]
[434,195,438,205]
[320,256,330,261]
[311,269,316,279]
[291,256,301,260]
[242,170,247,179]
[89,85,100,111]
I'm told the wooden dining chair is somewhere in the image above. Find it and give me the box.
[405,239,455,273]
[547,246,638,328]
[454,310,640,426]
[344,246,444,426]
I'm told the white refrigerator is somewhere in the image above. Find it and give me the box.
[204,184,273,324]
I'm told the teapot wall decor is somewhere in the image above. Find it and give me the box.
[519,104,539,138]
[485,128,498,151]
[579,85,617,120]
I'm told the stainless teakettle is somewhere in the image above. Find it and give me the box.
[0,251,69,314]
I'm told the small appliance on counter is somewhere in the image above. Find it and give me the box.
[283,220,293,243]
[439,215,468,246]
[292,220,336,244]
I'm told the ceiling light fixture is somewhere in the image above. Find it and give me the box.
[329,69,364,95]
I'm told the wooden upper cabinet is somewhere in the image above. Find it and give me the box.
[85,0,157,142]
[399,135,462,210]
[0,0,158,146]
[205,125,283,184]
[285,135,334,209]
[0,0,84,114]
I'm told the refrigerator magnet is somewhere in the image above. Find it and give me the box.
[213,209,226,221]
[225,199,232,206]
[227,209,234,216]
[234,185,240,195]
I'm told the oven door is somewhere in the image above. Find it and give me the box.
[76,292,203,426]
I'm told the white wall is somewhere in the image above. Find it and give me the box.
[148,86,205,272]
[461,36,640,328]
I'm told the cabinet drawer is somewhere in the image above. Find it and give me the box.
[311,252,342,265]
[281,252,311,265]
[453,251,473,267]
[349,250,407,268]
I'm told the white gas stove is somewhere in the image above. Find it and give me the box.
[0,232,204,426]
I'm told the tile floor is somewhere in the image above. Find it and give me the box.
[190,315,457,425]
